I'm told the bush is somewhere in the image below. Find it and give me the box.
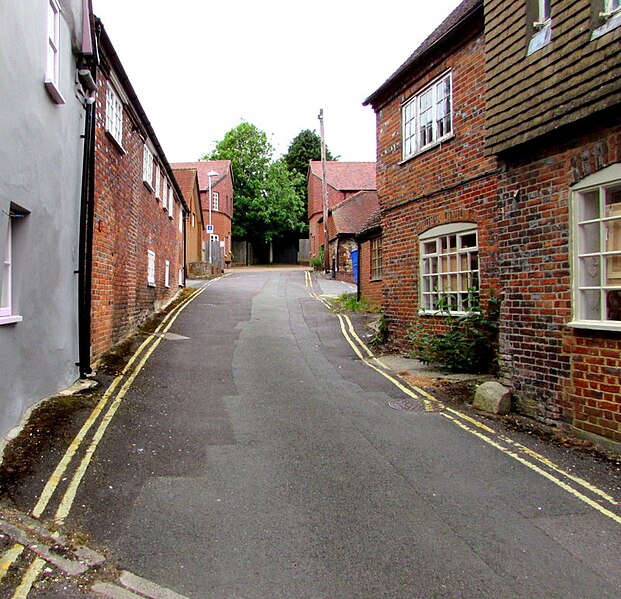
[407,293,500,374]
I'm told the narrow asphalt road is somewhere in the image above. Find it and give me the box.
[2,268,620,598]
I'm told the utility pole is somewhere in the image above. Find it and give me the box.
[318,109,329,273]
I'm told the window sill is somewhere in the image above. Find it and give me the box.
[567,320,621,333]
[0,314,23,325]
[105,130,126,155]
[44,80,66,105]
[592,11,621,40]
[400,133,455,165]
[143,180,154,192]
[147,282,155,288]
[370,277,383,282]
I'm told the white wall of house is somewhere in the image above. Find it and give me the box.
[0,0,87,438]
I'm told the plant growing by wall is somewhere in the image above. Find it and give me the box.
[408,291,500,374]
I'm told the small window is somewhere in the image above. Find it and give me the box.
[419,223,479,314]
[535,0,551,26]
[154,165,161,201]
[571,164,621,329]
[191,212,196,228]
[143,145,154,188]
[1,216,23,324]
[105,83,123,146]
[162,181,168,211]
[210,234,219,243]
[147,250,156,287]
[371,237,383,280]
[168,187,174,217]
[402,72,453,159]
[178,267,184,287]
[178,205,183,232]
[44,0,65,104]
[212,192,219,211]
[164,260,170,288]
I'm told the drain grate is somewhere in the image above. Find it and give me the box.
[388,398,429,413]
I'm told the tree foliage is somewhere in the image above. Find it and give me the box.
[203,122,307,243]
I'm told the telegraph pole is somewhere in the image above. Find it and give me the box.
[318,109,329,273]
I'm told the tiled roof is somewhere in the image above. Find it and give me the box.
[358,207,382,236]
[331,190,380,237]
[309,161,376,191]
[363,0,482,107]
[172,168,198,205]
[171,160,232,191]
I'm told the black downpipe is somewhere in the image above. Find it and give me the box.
[77,96,96,377]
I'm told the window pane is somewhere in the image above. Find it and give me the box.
[580,289,601,320]
[606,290,621,321]
[579,222,600,254]
[419,88,433,147]
[436,77,452,138]
[580,256,601,286]
[578,191,600,222]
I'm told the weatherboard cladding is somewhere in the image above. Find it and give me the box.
[484,0,621,154]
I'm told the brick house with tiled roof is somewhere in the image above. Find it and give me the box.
[327,190,379,282]
[173,168,204,266]
[307,161,376,265]
[356,208,383,309]
[173,160,234,265]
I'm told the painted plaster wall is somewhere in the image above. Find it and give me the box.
[0,1,86,438]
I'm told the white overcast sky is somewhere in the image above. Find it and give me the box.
[92,0,463,163]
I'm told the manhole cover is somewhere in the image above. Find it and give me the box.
[388,398,428,413]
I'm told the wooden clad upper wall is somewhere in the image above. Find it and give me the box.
[484,0,621,154]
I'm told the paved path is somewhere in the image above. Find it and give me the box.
[1,269,620,598]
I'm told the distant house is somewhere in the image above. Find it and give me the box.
[173,160,234,267]
[363,0,498,348]
[327,190,379,282]
[173,167,205,267]
[484,0,621,446]
[0,0,97,438]
[90,23,188,359]
[356,208,383,309]
[307,161,376,267]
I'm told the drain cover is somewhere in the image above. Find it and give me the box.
[388,398,428,413]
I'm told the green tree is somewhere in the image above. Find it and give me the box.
[203,122,308,243]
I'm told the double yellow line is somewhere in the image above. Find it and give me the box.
[2,281,214,597]
[305,271,621,527]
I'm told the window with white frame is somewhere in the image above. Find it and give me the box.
[191,212,195,228]
[1,217,23,324]
[168,187,174,216]
[45,0,64,103]
[147,250,156,286]
[178,205,183,232]
[535,0,551,26]
[371,237,383,280]
[155,165,161,200]
[143,145,154,188]
[571,164,621,328]
[212,191,219,211]
[105,83,123,146]
[402,72,452,159]
[419,223,479,314]
[164,260,170,288]
[210,234,219,243]
[178,267,184,287]
[162,180,168,211]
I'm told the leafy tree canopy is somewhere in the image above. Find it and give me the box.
[203,122,308,243]
[283,129,336,178]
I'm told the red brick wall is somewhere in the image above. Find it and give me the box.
[91,78,184,359]
[359,236,383,309]
[375,27,499,348]
[497,116,621,442]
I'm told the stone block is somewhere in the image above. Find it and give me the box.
[473,381,512,415]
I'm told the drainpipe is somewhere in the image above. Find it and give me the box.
[77,89,96,377]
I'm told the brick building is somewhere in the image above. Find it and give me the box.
[364,0,499,349]
[91,24,188,359]
[173,167,204,266]
[173,160,234,266]
[327,190,379,282]
[485,0,621,446]
[307,161,376,265]
[356,209,383,309]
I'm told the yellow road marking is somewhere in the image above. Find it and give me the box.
[12,557,46,599]
[0,544,24,581]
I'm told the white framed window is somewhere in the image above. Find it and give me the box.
[164,260,170,288]
[535,0,551,26]
[45,0,65,103]
[1,217,23,325]
[571,164,621,330]
[168,187,174,217]
[212,191,220,211]
[419,223,479,314]
[191,212,195,228]
[210,234,219,243]
[105,83,123,146]
[143,145,154,189]
[371,237,383,280]
[402,72,453,159]
[162,180,168,211]
[178,267,184,287]
[178,205,183,232]
[147,249,156,287]
[155,165,161,200]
